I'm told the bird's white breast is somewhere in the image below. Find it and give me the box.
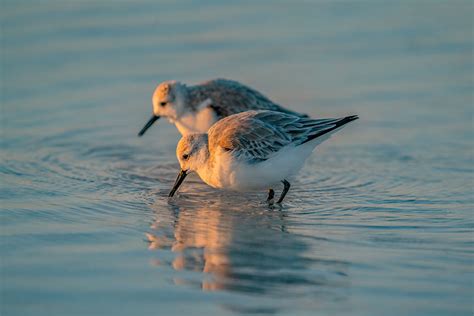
[174,105,218,136]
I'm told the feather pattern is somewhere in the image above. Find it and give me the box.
[187,79,308,118]
[208,110,358,162]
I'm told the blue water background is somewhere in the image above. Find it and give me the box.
[1,1,473,315]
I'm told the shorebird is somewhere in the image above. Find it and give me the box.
[138,79,307,137]
[168,110,358,204]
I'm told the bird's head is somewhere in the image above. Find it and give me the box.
[138,80,188,136]
[169,134,209,197]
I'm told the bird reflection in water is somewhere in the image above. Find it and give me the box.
[146,193,349,300]
[147,204,232,291]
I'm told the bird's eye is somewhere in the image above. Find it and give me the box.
[182,154,189,160]
[160,102,167,107]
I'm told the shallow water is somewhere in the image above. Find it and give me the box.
[1,1,473,315]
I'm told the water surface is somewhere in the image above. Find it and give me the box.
[1,1,473,315]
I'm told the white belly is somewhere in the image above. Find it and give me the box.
[174,107,218,135]
[197,143,316,191]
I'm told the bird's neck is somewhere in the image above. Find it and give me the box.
[194,144,216,186]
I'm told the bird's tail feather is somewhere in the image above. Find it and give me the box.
[301,115,359,145]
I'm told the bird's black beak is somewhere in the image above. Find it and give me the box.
[168,169,188,197]
[138,115,160,137]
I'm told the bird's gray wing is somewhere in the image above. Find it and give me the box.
[193,79,308,118]
[255,111,358,146]
[208,110,358,162]
[208,111,295,162]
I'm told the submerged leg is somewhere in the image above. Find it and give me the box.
[277,180,291,204]
[267,189,275,203]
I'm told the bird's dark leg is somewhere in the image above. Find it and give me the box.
[277,180,291,204]
[267,189,275,203]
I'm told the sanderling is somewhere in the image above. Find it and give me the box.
[168,110,358,204]
[138,79,307,137]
